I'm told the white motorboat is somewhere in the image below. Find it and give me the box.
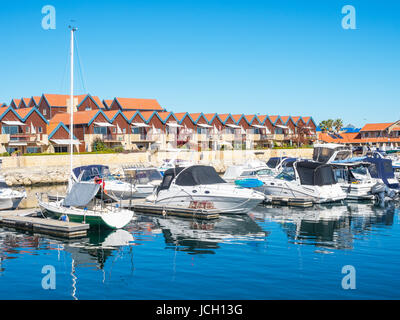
[146,165,265,214]
[72,165,137,200]
[122,167,163,198]
[331,162,385,200]
[313,143,353,163]
[223,159,274,183]
[0,176,26,210]
[259,160,347,204]
[38,182,134,229]
[265,156,297,173]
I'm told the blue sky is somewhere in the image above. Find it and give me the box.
[0,0,399,126]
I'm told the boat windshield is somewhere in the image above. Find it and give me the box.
[73,165,111,182]
[241,168,274,177]
[275,168,295,181]
[266,157,283,168]
[127,169,163,184]
[350,165,368,176]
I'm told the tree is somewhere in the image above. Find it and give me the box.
[319,119,334,132]
[333,119,344,133]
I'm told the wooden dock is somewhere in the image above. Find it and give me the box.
[265,196,314,208]
[124,200,220,220]
[0,209,89,238]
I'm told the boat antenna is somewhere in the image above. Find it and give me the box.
[68,25,77,191]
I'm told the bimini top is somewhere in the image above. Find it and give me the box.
[364,157,399,189]
[63,182,100,207]
[72,165,110,182]
[157,165,226,192]
[295,161,337,186]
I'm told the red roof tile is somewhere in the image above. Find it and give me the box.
[116,98,163,111]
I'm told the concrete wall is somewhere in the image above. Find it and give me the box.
[0,148,313,186]
[0,148,313,170]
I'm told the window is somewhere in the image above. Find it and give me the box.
[123,128,126,134]
[27,147,40,154]
[38,127,42,133]
[43,109,47,116]
[26,126,30,133]
[131,127,139,134]
[2,126,19,134]
[94,126,107,135]
[113,128,116,133]
[55,146,68,153]
[85,107,91,111]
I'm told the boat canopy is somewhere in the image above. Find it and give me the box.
[63,182,100,207]
[313,145,352,163]
[295,161,337,186]
[157,165,226,192]
[72,165,111,182]
[175,165,226,186]
[364,157,399,189]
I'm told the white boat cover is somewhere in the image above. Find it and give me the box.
[63,182,100,207]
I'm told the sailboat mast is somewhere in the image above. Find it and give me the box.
[69,26,77,178]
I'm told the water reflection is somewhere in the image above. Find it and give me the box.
[19,184,67,209]
[251,201,396,250]
[134,214,269,254]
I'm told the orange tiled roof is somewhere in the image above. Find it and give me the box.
[360,123,393,132]
[115,98,162,110]
[21,98,30,106]
[231,114,243,123]
[189,113,203,122]
[33,96,42,104]
[103,99,113,108]
[43,94,70,106]
[244,115,256,124]
[14,107,35,118]
[157,111,174,122]
[203,113,217,122]
[318,131,400,144]
[302,116,311,123]
[50,110,101,125]
[140,111,157,121]
[218,114,231,123]
[173,112,187,122]
[269,115,279,123]
[103,110,119,119]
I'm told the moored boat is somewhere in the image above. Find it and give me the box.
[146,165,265,214]
[38,182,134,229]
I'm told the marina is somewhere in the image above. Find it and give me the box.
[0,198,399,299]
[1,0,400,304]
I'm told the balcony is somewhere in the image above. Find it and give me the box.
[130,133,156,142]
[103,134,125,142]
[9,133,38,142]
[272,134,285,141]
[259,134,274,141]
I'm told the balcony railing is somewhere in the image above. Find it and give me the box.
[103,134,125,142]
[9,133,38,142]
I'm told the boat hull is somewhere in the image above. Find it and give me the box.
[151,184,265,214]
[0,196,24,210]
[259,181,346,204]
[39,201,134,229]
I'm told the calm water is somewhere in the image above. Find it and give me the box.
[1,188,399,299]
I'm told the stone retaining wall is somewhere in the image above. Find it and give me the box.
[1,149,313,186]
